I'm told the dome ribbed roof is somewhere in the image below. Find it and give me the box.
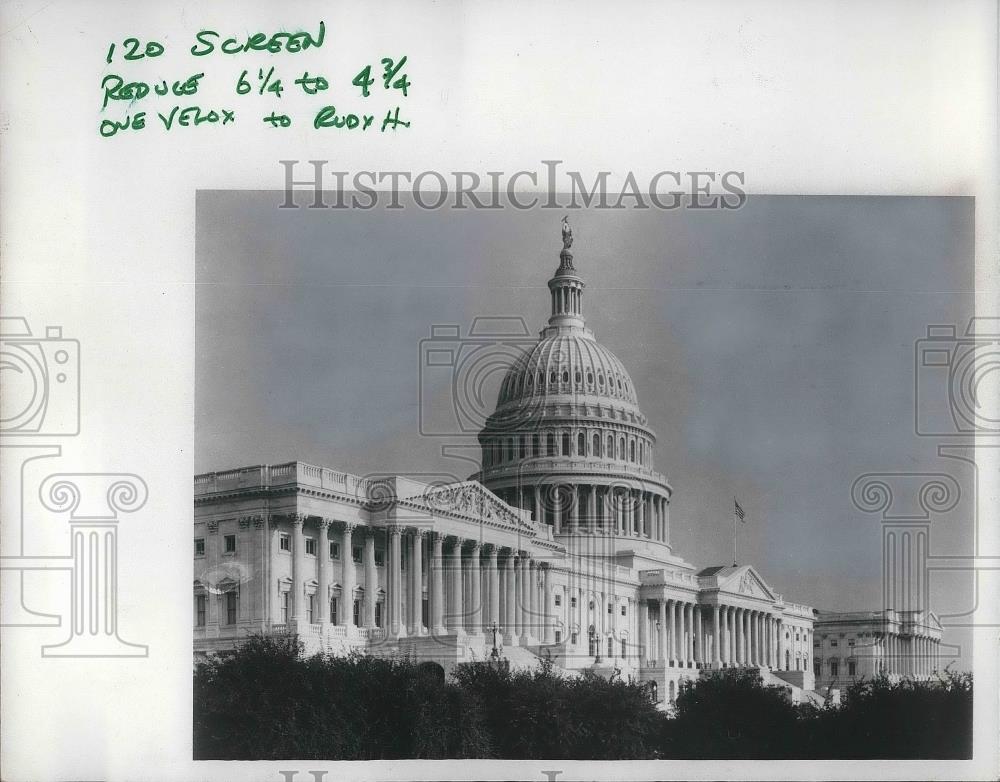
[495,332,639,410]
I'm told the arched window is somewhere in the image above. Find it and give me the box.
[607,434,614,457]
[562,370,569,383]
[577,432,585,455]
[506,438,514,462]
[547,432,556,456]
[532,433,540,456]
[562,432,571,455]
[549,371,557,384]
[619,437,626,459]
[519,435,526,459]
[587,371,594,385]
[630,440,636,462]
[575,370,581,385]
[593,433,601,456]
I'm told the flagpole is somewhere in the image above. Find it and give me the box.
[733,496,738,567]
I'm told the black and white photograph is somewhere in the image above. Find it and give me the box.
[193,193,975,760]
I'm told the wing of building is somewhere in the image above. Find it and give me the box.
[195,223,894,706]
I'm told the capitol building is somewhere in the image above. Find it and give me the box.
[194,222,939,705]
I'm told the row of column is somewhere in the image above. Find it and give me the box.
[496,484,669,542]
[282,516,555,642]
[881,633,941,676]
[637,599,805,671]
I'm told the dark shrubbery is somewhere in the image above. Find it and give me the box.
[193,635,972,760]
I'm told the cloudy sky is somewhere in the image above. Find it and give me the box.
[196,192,975,661]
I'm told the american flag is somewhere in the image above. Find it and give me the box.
[734,499,746,523]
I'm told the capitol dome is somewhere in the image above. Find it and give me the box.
[474,219,673,549]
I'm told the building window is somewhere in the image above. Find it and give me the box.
[621,605,627,616]
[848,661,857,676]
[305,538,317,555]
[306,594,314,623]
[630,441,636,462]
[848,639,855,647]
[577,433,585,455]
[607,603,612,614]
[555,630,562,643]
[194,538,205,556]
[330,541,340,559]
[830,661,839,677]
[607,434,614,457]
[374,550,385,567]
[280,534,290,552]
[555,594,562,606]
[593,433,601,456]
[532,433,540,456]
[589,600,595,610]
[226,592,237,625]
[547,433,556,456]
[814,659,821,676]
[561,432,570,455]
[570,596,577,608]
[353,546,363,563]
[519,435,526,459]
[280,591,289,623]
[353,599,361,626]
[375,602,383,628]
[330,597,339,624]
[224,534,236,554]
[830,639,838,647]
[571,632,578,644]
[621,639,627,658]
[196,595,206,626]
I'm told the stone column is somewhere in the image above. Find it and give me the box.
[527,559,538,641]
[712,605,721,667]
[638,600,648,663]
[410,531,424,635]
[487,545,500,629]
[776,619,784,669]
[668,599,677,665]
[693,604,702,664]
[468,542,482,634]
[586,485,596,533]
[658,600,667,663]
[388,526,403,637]
[542,564,554,643]
[750,610,758,665]
[553,489,562,535]
[449,539,464,634]
[430,532,445,634]
[533,485,542,525]
[315,520,331,627]
[290,514,306,622]
[503,553,517,643]
[340,522,355,630]
[363,529,376,628]
[571,486,580,533]
[518,555,531,644]
[687,603,695,663]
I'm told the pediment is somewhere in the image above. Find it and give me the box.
[418,481,531,530]
[719,566,777,602]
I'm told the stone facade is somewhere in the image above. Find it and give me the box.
[813,609,943,690]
